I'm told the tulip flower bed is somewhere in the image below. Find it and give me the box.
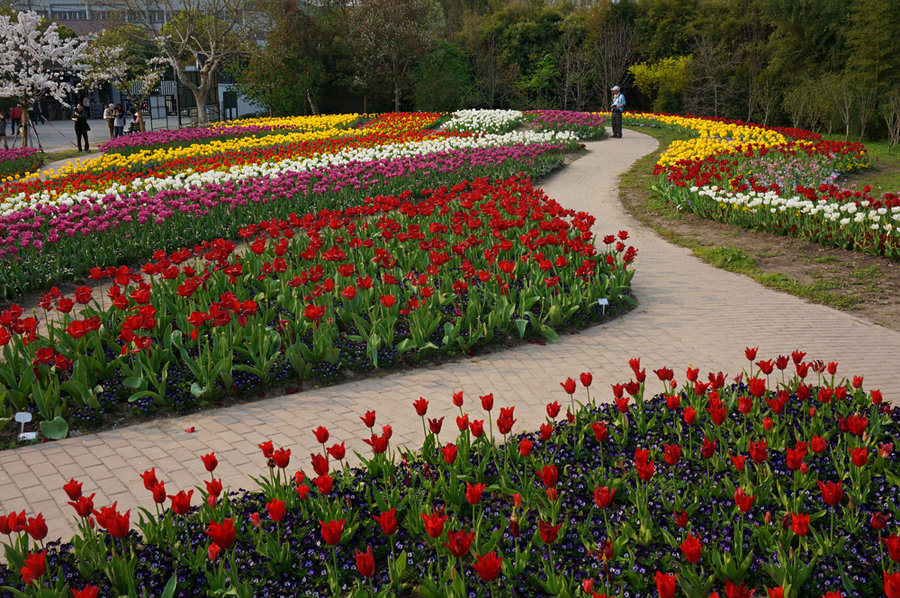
[98,116,362,155]
[0,147,43,180]
[0,351,897,598]
[0,174,637,437]
[623,113,900,259]
[526,110,607,140]
[0,134,578,299]
[444,110,525,135]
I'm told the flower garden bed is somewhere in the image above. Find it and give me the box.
[526,111,607,140]
[0,148,44,181]
[0,174,636,439]
[0,351,896,597]
[626,113,899,260]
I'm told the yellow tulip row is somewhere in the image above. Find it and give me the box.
[51,114,362,178]
[622,113,790,166]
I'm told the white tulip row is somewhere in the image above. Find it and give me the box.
[0,128,577,219]
[688,185,900,234]
[443,109,525,134]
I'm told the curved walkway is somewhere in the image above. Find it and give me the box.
[3,130,899,543]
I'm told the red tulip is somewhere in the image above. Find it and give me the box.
[319,518,345,546]
[68,494,95,518]
[140,468,159,491]
[456,414,469,431]
[205,478,223,500]
[810,435,827,454]
[737,396,752,414]
[469,419,484,438]
[665,394,681,410]
[373,507,398,536]
[871,511,889,531]
[701,436,717,459]
[94,503,130,538]
[580,372,592,387]
[734,487,757,513]
[452,390,464,407]
[730,454,746,471]
[884,535,900,562]
[538,519,562,544]
[200,452,218,472]
[428,417,444,434]
[258,440,274,459]
[272,447,291,469]
[206,518,236,549]
[546,401,561,418]
[818,480,843,506]
[591,421,608,443]
[327,442,346,461]
[168,490,193,516]
[519,438,532,457]
[266,499,286,523]
[71,586,101,598]
[312,426,329,444]
[413,397,429,416]
[360,410,376,428]
[444,529,475,557]
[683,406,697,425]
[673,510,689,528]
[20,550,46,586]
[885,571,900,598]
[849,447,868,467]
[471,551,502,581]
[745,347,758,361]
[785,446,805,471]
[480,393,493,411]
[536,464,558,488]
[150,482,167,504]
[767,588,785,598]
[654,571,677,598]
[593,485,615,508]
[663,444,681,466]
[355,545,375,577]
[790,513,809,536]
[63,478,82,501]
[441,443,457,464]
[25,514,47,542]
[314,473,333,495]
[680,534,702,564]
[560,377,576,394]
[364,432,389,454]
[614,396,630,413]
[421,509,448,538]
[749,439,768,463]
[497,406,516,435]
[466,482,485,505]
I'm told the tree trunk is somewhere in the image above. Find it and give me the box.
[307,88,319,115]
[21,112,30,148]
[394,80,400,112]
[192,88,208,124]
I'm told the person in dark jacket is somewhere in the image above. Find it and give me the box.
[72,104,90,152]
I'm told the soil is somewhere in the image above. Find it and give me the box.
[618,139,900,333]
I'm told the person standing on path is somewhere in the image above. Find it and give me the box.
[610,86,625,138]
[104,103,115,138]
[113,104,125,137]
[72,104,90,152]
[9,104,20,136]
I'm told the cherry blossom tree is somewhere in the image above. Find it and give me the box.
[0,11,90,147]
[79,26,166,132]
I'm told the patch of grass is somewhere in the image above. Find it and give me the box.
[851,265,880,280]
[43,149,98,163]
[823,134,900,194]
[813,256,839,264]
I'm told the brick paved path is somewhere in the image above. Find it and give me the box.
[2,130,899,543]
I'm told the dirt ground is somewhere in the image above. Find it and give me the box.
[619,163,900,333]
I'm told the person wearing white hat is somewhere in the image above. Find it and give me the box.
[103,103,115,138]
[610,85,625,138]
